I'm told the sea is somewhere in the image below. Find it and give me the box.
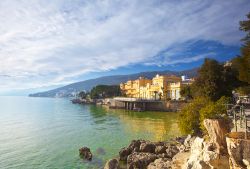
[0,96,181,169]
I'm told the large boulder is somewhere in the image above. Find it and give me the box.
[226,132,250,169]
[119,147,132,161]
[172,151,191,169]
[203,119,231,154]
[127,152,157,169]
[155,146,166,154]
[183,137,229,169]
[104,159,119,169]
[139,142,156,153]
[129,140,142,151]
[180,135,195,152]
[79,147,92,160]
[147,158,171,169]
[165,145,179,158]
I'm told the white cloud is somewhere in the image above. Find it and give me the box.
[0,0,249,91]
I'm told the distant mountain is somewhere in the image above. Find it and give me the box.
[29,68,198,97]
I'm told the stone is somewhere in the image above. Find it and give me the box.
[139,142,156,153]
[177,144,186,153]
[147,158,171,169]
[129,140,142,150]
[165,145,179,158]
[172,151,191,169]
[203,119,231,154]
[156,153,169,159]
[184,135,192,147]
[119,147,132,161]
[79,147,92,160]
[155,146,167,154]
[175,136,186,144]
[104,159,119,169]
[183,134,195,151]
[183,137,229,169]
[127,152,157,169]
[226,132,250,169]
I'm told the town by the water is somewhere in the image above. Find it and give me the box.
[1,1,250,169]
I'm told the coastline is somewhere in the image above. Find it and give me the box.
[71,97,188,112]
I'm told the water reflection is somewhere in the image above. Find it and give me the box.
[88,105,181,141]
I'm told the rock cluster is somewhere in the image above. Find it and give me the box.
[184,137,229,169]
[104,158,119,169]
[103,119,249,169]
[226,132,250,169]
[117,139,189,169]
[203,119,231,154]
[79,147,93,161]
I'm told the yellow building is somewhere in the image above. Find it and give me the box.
[120,77,152,98]
[120,74,192,100]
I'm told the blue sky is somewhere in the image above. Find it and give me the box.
[0,0,250,94]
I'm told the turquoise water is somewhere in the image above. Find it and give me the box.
[0,96,181,169]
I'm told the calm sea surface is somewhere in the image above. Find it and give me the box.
[0,96,181,169]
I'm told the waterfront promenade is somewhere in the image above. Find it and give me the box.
[110,97,186,112]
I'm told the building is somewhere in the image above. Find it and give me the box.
[120,77,152,98]
[120,74,194,100]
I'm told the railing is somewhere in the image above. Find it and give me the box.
[113,97,160,102]
[227,104,249,139]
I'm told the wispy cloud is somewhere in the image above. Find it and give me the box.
[0,0,249,91]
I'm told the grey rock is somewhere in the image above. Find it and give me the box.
[127,152,157,169]
[165,145,179,158]
[104,158,119,169]
[79,147,92,160]
[147,158,172,169]
[129,140,142,150]
[155,146,167,154]
[140,142,156,153]
[119,147,132,161]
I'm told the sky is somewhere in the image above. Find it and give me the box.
[0,0,250,95]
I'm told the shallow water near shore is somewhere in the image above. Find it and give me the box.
[0,96,181,169]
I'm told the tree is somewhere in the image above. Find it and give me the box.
[180,85,192,99]
[178,97,209,135]
[236,12,250,84]
[78,91,88,99]
[158,92,162,100]
[153,91,158,100]
[90,85,121,99]
[222,65,243,95]
[192,59,225,101]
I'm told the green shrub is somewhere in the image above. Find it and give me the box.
[236,86,250,95]
[199,96,229,132]
[178,96,230,135]
[178,97,209,135]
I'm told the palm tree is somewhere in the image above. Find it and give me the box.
[153,91,158,100]
[158,92,162,100]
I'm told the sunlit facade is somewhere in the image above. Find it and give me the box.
[120,74,193,100]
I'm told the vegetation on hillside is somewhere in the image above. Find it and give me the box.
[90,85,121,99]
[78,91,88,99]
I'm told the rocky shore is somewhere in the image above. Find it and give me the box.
[102,119,250,169]
[78,119,250,168]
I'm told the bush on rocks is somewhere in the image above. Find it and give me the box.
[178,96,230,135]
